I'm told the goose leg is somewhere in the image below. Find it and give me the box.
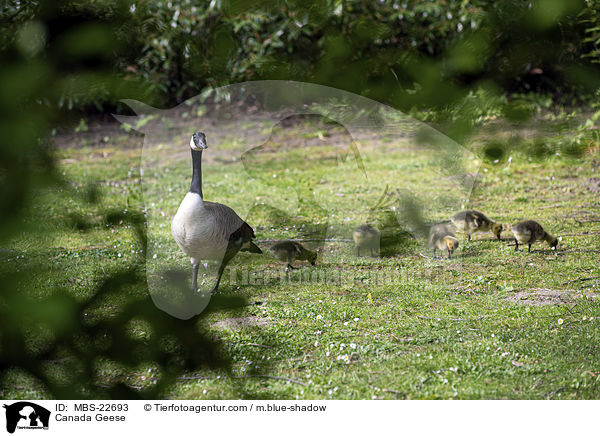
[211,242,241,294]
[211,229,253,294]
[192,263,199,291]
[514,240,519,251]
[211,261,228,294]
[528,243,532,253]
[447,249,452,259]
[286,255,297,270]
[356,246,361,257]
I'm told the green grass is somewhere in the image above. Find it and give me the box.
[2,117,600,400]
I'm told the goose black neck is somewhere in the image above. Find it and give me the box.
[189,148,203,198]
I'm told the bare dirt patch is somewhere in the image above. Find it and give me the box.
[585,178,600,194]
[504,288,575,306]
[211,316,274,330]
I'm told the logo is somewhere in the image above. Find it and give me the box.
[2,402,50,433]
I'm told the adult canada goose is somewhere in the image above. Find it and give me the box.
[429,223,459,259]
[353,224,380,257]
[451,210,503,241]
[511,220,559,252]
[171,132,262,293]
[270,240,317,271]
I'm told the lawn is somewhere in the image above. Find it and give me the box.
[2,108,599,400]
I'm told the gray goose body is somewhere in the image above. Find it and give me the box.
[172,196,254,262]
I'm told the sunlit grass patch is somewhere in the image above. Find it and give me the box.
[3,118,600,400]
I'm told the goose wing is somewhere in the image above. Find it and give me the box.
[203,201,255,242]
[231,221,256,244]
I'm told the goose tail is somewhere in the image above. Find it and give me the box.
[241,241,263,254]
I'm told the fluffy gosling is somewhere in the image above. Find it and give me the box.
[429,223,459,259]
[353,224,381,257]
[270,240,317,271]
[451,210,503,241]
[511,220,559,252]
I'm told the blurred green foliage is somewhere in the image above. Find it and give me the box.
[2,0,600,110]
[125,0,597,110]
[3,0,599,155]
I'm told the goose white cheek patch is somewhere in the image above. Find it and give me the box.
[190,136,206,150]
[116,81,479,319]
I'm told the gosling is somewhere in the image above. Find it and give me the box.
[270,240,317,271]
[429,223,459,259]
[511,220,559,252]
[353,224,380,257]
[451,210,503,242]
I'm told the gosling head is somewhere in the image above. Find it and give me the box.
[190,131,208,151]
[492,222,503,240]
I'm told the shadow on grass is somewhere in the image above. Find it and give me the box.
[0,206,253,399]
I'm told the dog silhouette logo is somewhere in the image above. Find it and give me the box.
[3,402,50,433]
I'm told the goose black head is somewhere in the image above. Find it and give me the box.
[190,132,208,150]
